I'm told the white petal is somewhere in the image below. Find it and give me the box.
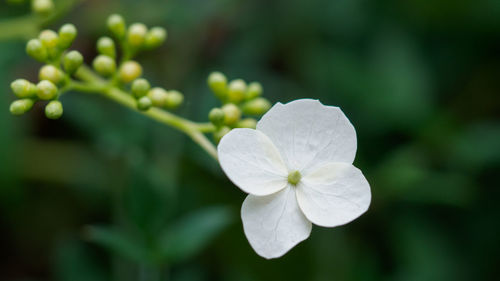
[241,187,312,259]
[296,162,371,227]
[257,99,357,171]
[218,128,288,196]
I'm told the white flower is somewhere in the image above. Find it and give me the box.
[218,99,371,259]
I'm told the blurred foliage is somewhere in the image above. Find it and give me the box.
[1,0,499,281]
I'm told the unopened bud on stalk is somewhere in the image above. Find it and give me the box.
[237,118,257,129]
[107,14,126,39]
[137,96,152,111]
[208,108,225,126]
[26,39,48,62]
[39,30,59,49]
[222,103,241,125]
[207,72,227,100]
[93,55,116,77]
[97,36,116,58]
[36,80,58,100]
[213,126,231,143]
[131,78,150,98]
[147,87,168,107]
[32,0,54,15]
[39,65,64,84]
[145,27,167,48]
[246,82,263,100]
[58,24,77,49]
[242,97,271,115]
[45,100,63,119]
[127,23,148,48]
[165,90,184,109]
[227,79,246,104]
[11,79,37,98]
[63,50,83,74]
[10,99,34,115]
[119,61,142,83]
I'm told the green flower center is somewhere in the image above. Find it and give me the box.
[287,170,301,185]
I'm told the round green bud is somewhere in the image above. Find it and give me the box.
[107,14,126,38]
[10,99,34,115]
[222,103,241,125]
[45,100,63,119]
[228,79,247,104]
[58,24,77,49]
[208,108,225,126]
[39,29,59,49]
[32,0,54,15]
[11,79,37,98]
[246,82,263,100]
[207,71,227,100]
[92,55,116,77]
[213,126,231,144]
[131,78,150,98]
[119,60,142,83]
[63,50,83,74]
[36,80,58,100]
[242,97,271,115]
[165,90,184,109]
[236,118,257,129]
[127,23,148,48]
[137,96,152,111]
[145,27,167,48]
[39,65,64,84]
[147,87,168,107]
[26,39,48,62]
[97,36,116,58]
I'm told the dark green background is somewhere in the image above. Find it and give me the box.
[1,0,499,280]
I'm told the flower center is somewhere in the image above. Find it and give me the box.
[287,170,301,185]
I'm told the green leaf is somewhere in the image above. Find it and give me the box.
[157,206,233,264]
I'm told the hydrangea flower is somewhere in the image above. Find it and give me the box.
[218,99,371,259]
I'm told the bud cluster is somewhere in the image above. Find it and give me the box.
[207,72,271,142]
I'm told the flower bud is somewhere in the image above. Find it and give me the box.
[39,65,64,84]
[11,79,37,98]
[10,99,34,115]
[147,87,168,107]
[222,103,241,125]
[26,39,48,62]
[127,23,148,48]
[137,96,152,111]
[97,36,116,58]
[32,0,54,15]
[246,82,263,100]
[145,27,167,48]
[207,71,227,100]
[213,126,231,143]
[92,55,116,76]
[119,61,142,83]
[208,108,225,126]
[36,80,58,100]
[58,24,77,49]
[107,14,126,39]
[45,100,63,119]
[227,79,246,104]
[131,78,150,98]
[242,97,271,115]
[39,29,59,49]
[236,118,257,129]
[63,50,83,74]
[165,90,184,109]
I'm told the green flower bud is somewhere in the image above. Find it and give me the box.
[242,97,271,115]
[107,14,126,39]
[145,27,167,48]
[127,23,148,48]
[11,79,37,98]
[208,108,225,126]
[26,39,48,62]
[165,90,184,109]
[36,80,58,100]
[32,0,54,15]
[222,103,241,125]
[131,78,150,98]
[246,82,263,100]
[97,36,116,58]
[227,79,246,104]
[10,99,34,115]
[147,87,168,107]
[45,100,63,119]
[63,50,83,74]
[207,71,227,100]
[39,65,64,84]
[213,126,231,143]
[119,60,142,83]
[137,96,152,111]
[39,29,59,49]
[236,118,257,129]
[58,24,77,49]
[92,55,116,76]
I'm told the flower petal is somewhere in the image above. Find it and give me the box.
[218,128,288,196]
[296,162,371,227]
[256,99,357,171]
[241,187,312,259]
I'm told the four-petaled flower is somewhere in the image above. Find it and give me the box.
[218,99,371,259]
